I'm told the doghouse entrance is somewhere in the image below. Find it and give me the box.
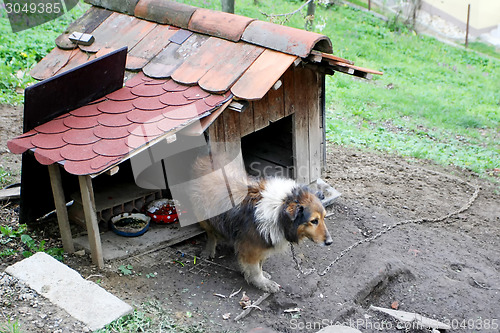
[241,115,294,178]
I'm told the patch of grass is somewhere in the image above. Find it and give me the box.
[465,41,500,60]
[0,1,89,105]
[0,319,23,333]
[95,300,226,333]
[319,4,499,177]
[0,224,64,261]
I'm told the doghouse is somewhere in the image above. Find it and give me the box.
[7,0,381,267]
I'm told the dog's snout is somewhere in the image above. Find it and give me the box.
[324,238,333,246]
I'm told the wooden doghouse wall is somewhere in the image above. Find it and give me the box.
[207,65,325,184]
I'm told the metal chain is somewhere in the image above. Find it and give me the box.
[291,175,480,277]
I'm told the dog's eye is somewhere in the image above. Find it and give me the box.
[311,219,319,225]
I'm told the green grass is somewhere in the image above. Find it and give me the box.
[465,41,500,60]
[0,1,90,105]
[0,0,498,179]
[95,300,236,333]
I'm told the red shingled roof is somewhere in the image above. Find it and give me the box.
[8,72,231,175]
[9,0,382,176]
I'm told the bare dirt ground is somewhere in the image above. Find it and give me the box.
[1,104,499,332]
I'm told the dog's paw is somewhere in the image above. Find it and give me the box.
[261,279,281,293]
[262,271,272,279]
[200,249,215,260]
[252,278,280,293]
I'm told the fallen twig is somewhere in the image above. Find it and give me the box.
[234,292,270,321]
[229,287,242,298]
[213,293,227,298]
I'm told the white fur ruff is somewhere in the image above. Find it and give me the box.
[255,177,297,245]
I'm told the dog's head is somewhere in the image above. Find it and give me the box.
[282,187,333,246]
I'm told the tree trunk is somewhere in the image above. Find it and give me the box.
[305,0,316,31]
[221,0,235,13]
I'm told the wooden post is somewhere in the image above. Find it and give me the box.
[465,4,471,47]
[47,164,75,253]
[78,175,104,268]
[368,0,371,11]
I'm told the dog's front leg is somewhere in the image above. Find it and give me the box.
[199,221,217,259]
[239,259,280,293]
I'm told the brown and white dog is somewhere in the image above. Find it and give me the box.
[190,154,333,293]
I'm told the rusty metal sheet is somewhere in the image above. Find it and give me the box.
[241,20,332,57]
[134,0,196,28]
[126,24,176,71]
[30,48,77,81]
[230,49,297,101]
[143,33,209,79]
[198,42,264,93]
[171,37,234,85]
[188,8,254,42]
[56,6,112,50]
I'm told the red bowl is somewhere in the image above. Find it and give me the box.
[145,199,180,224]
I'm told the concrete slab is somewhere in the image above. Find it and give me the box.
[5,252,133,331]
[74,223,204,260]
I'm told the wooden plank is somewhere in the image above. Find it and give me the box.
[267,79,285,122]
[310,50,354,65]
[223,109,241,156]
[48,164,75,254]
[126,24,175,71]
[30,48,77,81]
[181,99,232,136]
[283,67,295,116]
[171,37,235,85]
[80,14,156,54]
[56,7,112,50]
[231,49,297,101]
[252,95,269,132]
[53,50,98,77]
[0,186,20,201]
[239,102,254,137]
[208,113,226,155]
[292,67,312,184]
[79,13,131,53]
[198,42,264,93]
[143,33,209,79]
[307,70,322,181]
[78,175,104,268]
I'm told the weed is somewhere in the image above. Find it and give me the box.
[0,224,64,261]
[118,264,134,276]
[0,319,23,333]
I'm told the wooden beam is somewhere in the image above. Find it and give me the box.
[292,66,312,184]
[239,101,254,137]
[78,175,104,268]
[308,71,322,181]
[47,164,75,253]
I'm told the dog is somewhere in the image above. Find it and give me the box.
[189,153,333,293]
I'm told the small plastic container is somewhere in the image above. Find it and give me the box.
[109,213,150,237]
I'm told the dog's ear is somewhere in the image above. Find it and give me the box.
[285,201,303,221]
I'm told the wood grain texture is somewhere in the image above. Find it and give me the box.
[78,175,104,268]
[230,49,297,101]
[48,164,75,253]
[198,42,264,93]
